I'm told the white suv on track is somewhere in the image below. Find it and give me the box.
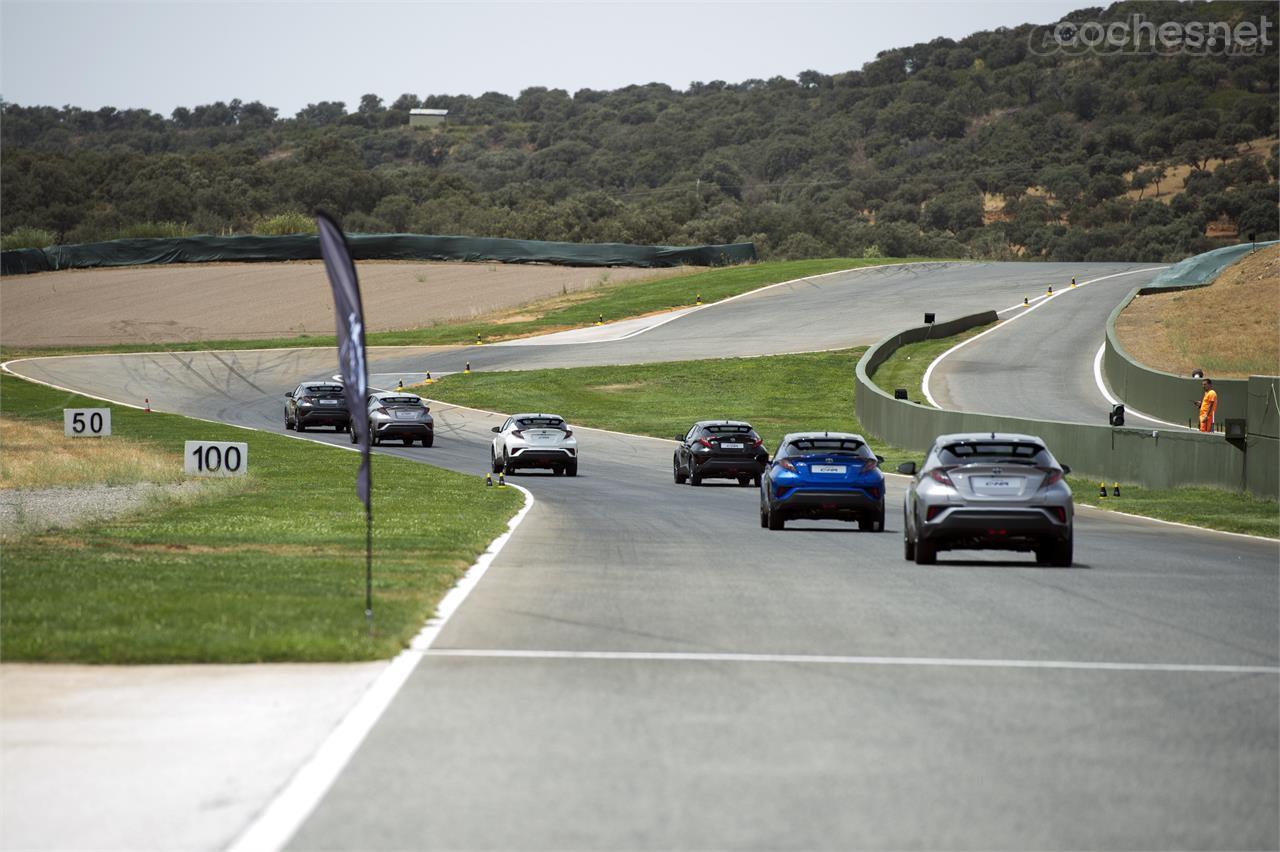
[491,413,578,476]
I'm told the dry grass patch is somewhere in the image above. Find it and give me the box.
[1115,245,1280,378]
[0,417,186,489]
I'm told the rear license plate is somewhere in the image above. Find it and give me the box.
[394,410,417,420]
[721,442,744,449]
[319,400,339,405]
[978,477,1014,488]
[812,465,846,474]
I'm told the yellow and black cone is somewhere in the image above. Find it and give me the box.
[696,293,702,305]
[1071,277,1077,288]
[1098,481,1107,498]
[1047,285,1053,295]
[485,473,493,487]
[1112,482,1120,498]
[464,362,471,374]
[497,472,506,488]
[596,313,603,326]
[1023,297,1029,306]
[396,379,403,391]
[424,371,434,385]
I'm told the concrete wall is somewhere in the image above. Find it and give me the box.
[857,312,1277,499]
[1103,287,1248,425]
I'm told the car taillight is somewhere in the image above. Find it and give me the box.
[1049,506,1067,523]
[511,429,524,438]
[375,406,389,415]
[861,458,879,473]
[868,487,880,499]
[697,438,714,448]
[562,430,573,439]
[776,459,797,472]
[1039,468,1064,488]
[751,438,764,448]
[926,506,945,521]
[299,396,314,405]
[928,467,955,487]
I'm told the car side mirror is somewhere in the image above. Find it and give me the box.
[897,461,917,475]
[491,426,501,433]
[1061,464,1071,475]
[876,455,885,464]
[285,392,293,398]
[424,407,430,414]
[674,435,684,442]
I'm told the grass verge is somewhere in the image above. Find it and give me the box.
[0,373,523,663]
[869,321,998,406]
[0,257,943,359]
[421,354,1278,539]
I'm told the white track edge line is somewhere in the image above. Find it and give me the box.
[226,483,535,852]
[1073,502,1279,543]
[420,648,1279,674]
[921,267,1167,407]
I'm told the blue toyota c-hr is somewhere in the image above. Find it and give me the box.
[760,432,885,531]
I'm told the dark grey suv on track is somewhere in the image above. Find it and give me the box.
[285,381,348,432]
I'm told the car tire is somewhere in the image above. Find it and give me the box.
[502,451,513,476]
[422,434,434,448]
[914,539,937,565]
[285,414,293,431]
[349,424,358,444]
[737,475,752,487]
[689,464,702,487]
[767,505,785,531]
[673,456,687,485]
[759,506,768,528]
[903,510,916,559]
[752,474,761,488]
[296,421,306,433]
[566,460,578,477]
[859,507,885,532]
[491,449,502,473]
[1040,535,1073,567]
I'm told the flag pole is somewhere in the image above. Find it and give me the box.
[365,502,373,634]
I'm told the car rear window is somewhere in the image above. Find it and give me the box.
[940,442,1048,464]
[785,438,868,456]
[517,417,565,429]
[306,385,344,396]
[705,424,753,435]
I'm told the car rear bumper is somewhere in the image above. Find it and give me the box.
[508,447,575,469]
[691,455,766,478]
[919,507,1070,547]
[375,422,433,439]
[774,489,883,519]
[297,409,349,427]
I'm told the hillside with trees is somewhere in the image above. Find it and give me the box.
[2,0,1276,262]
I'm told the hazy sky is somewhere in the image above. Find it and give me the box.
[2,0,1090,117]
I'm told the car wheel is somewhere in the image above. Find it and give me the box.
[1039,535,1073,567]
[422,434,434,448]
[349,424,358,444]
[759,506,768,528]
[903,511,916,560]
[767,504,785,531]
[566,460,578,477]
[689,464,702,486]
[737,475,752,487]
[285,414,294,431]
[491,449,502,473]
[296,421,306,433]
[914,539,937,565]
[752,474,761,487]
[860,506,885,533]
[673,456,687,485]
[502,450,514,476]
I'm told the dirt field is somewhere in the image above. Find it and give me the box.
[1115,244,1280,378]
[0,260,688,348]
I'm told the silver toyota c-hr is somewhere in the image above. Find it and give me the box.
[900,432,1073,567]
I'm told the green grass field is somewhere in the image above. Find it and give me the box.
[424,355,1278,539]
[0,373,523,662]
[0,257,943,359]
[869,321,998,406]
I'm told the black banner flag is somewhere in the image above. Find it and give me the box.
[316,211,374,627]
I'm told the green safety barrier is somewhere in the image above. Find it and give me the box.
[0,233,757,275]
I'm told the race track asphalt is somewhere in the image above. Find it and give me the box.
[6,261,1277,849]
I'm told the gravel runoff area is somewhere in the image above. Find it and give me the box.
[0,260,687,348]
[0,481,208,537]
